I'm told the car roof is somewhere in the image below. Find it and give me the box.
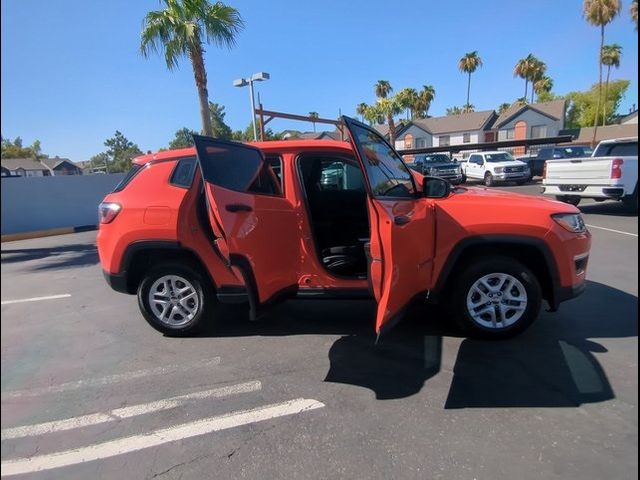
[598,136,638,144]
[475,151,510,155]
[132,139,353,166]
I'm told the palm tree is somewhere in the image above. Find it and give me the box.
[418,85,436,118]
[534,76,554,102]
[356,103,369,123]
[374,80,393,99]
[141,0,244,136]
[529,58,547,103]
[631,0,638,30]
[514,54,537,101]
[601,43,622,125]
[458,51,482,112]
[376,98,402,144]
[583,0,622,145]
[363,104,380,126]
[396,88,417,120]
[446,106,464,116]
[497,103,511,114]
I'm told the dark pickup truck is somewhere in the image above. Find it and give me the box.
[520,146,593,178]
[407,153,464,184]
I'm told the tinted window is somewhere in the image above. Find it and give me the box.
[265,156,283,191]
[423,154,453,163]
[247,163,282,196]
[485,152,516,162]
[113,164,142,192]
[195,139,263,192]
[318,160,365,192]
[468,154,482,164]
[594,142,638,157]
[170,157,197,188]
[349,123,415,198]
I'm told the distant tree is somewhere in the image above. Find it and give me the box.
[169,127,198,149]
[140,0,244,136]
[373,81,399,142]
[564,79,629,128]
[233,123,281,142]
[415,85,436,118]
[209,102,233,139]
[356,102,369,122]
[308,112,319,132]
[497,103,511,114]
[1,137,45,159]
[632,0,638,29]
[446,106,464,116]
[89,152,110,173]
[458,51,482,112]
[529,58,547,102]
[583,0,622,145]
[362,103,382,125]
[374,80,393,99]
[103,131,142,173]
[601,44,622,124]
[396,88,416,120]
[534,75,554,102]
[536,90,560,103]
[514,54,538,101]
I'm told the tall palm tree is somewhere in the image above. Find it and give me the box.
[458,52,482,112]
[497,103,511,115]
[363,104,380,126]
[396,88,417,120]
[601,43,622,125]
[529,58,547,102]
[141,0,244,136]
[631,0,638,30]
[374,80,393,99]
[356,102,369,123]
[514,54,537,101]
[308,112,319,132]
[583,0,622,145]
[376,98,402,144]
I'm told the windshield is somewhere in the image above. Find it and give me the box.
[560,147,590,158]
[418,154,453,163]
[485,152,515,163]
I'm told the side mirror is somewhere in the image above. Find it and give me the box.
[422,176,451,198]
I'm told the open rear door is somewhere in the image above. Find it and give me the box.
[341,117,436,337]
[192,135,300,315]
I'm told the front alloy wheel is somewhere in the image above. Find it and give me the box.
[466,273,527,329]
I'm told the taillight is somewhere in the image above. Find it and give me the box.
[99,202,121,224]
[611,158,624,179]
[542,161,547,179]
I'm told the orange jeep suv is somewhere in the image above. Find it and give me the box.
[97,117,591,339]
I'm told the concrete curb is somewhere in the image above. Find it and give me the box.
[1,225,97,243]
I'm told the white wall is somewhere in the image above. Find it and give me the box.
[1,174,125,234]
[432,130,482,147]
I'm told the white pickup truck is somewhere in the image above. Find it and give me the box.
[542,137,638,210]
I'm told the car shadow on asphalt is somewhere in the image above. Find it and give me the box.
[579,202,638,217]
[208,280,637,407]
[0,244,99,270]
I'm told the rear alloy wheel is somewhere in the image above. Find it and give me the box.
[484,172,494,187]
[137,263,213,336]
[450,256,542,339]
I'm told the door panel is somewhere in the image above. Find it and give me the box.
[341,117,435,335]
[193,135,300,304]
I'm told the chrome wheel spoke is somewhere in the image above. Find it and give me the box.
[148,275,199,327]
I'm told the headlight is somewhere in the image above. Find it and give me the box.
[427,167,438,175]
[494,167,504,173]
[552,213,587,233]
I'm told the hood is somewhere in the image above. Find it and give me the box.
[488,160,529,168]
[421,162,459,169]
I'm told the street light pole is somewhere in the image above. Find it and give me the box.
[233,72,270,142]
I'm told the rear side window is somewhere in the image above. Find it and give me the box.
[594,142,638,157]
[113,164,143,192]
[170,157,197,188]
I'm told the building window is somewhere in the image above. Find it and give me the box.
[439,135,450,147]
[530,125,547,138]
[415,137,427,149]
[404,137,412,149]
[504,128,515,140]
[463,133,471,143]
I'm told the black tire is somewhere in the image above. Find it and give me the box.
[516,180,528,186]
[484,172,494,187]
[448,256,542,340]
[137,262,215,336]
[622,186,638,213]
[460,174,467,184]
[555,195,581,206]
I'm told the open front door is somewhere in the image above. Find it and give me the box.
[193,135,300,315]
[341,117,436,336]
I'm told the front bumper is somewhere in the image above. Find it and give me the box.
[494,172,530,181]
[542,184,627,199]
[103,270,130,294]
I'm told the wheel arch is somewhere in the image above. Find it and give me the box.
[432,235,561,311]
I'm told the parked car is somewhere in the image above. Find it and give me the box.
[461,151,531,186]
[98,117,590,340]
[407,153,464,185]
[519,146,593,178]
[542,137,638,209]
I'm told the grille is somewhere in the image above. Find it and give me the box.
[505,166,524,173]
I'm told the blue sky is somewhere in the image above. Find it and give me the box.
[1,0,638,161]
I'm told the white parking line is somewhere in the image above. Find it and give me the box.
[0,294,71,305]
[1,357,221,399]
[1,381,262,440]
[586,224,638,237]
[1,398,325,476]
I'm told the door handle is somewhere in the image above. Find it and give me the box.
[394,215,410,226]
[226,203,253,213]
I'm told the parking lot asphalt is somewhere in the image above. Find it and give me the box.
[1,184,637,480]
